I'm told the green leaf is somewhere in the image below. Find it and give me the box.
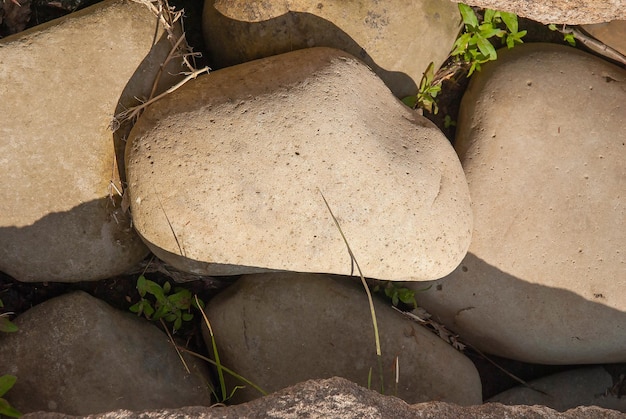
[564,32,576,46]
[182,313,193,322]
[483,9,496,24]
[192,296,205,310]
[0,299,4,308]
[500,11,519,33]
[0,317,18,333]
[173,316,182,331]
[476,35,497,61]
[129,302,142,314]
[136,275,148,297]
[548,23,557,31]
[0,375,17,398]
[451,32,472,56]
[163,281,171,294]
[478,23,505,39]
[458,3,478,28]
[145,280,167,302]
[0,398,22,418]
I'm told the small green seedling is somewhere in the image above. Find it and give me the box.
[0,375,21,418]
[0,299,18,334]
[374,282,432,310]
[548,24,576,46]
[403,61,441,114]
[129,275,204,332]
[444,115,457,129]
[452,4,526,75]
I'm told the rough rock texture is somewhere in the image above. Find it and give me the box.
[0,291,212,415]
[21,377,626,419]
[202,0,462,98]
[450,0,626,25]
[0,0,191,282]
[413,43,626,364]
[126,47,472,281]
[489,367,626,412]
[582,20,626,56]
[201,273,482,405]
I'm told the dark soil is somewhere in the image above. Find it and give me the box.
[1,0,624,405]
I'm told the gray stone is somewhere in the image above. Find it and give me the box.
[202,0,462,98]
[449,0,626,25]
[0,291,213,415]
[413,43,626,364]
[126,47,472,281]
[489,367,626,413]
[20,377,626,418]
[0,0,191,282]
[201,272,482,405]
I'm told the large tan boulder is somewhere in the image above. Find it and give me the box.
[412,43,626,364]
[202,0,462,98]
[0,291,212,415]
[0,0,188,282]
[202,273,482,405]
[125,47,472,281]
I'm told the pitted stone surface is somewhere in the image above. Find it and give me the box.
[413,43,626,364]
[202,273,482,405]
[0,291,212,415]
[202,0,462,98]
[0,0,189,281]
[125,47,472,281]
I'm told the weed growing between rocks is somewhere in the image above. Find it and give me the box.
[0,374,21,418]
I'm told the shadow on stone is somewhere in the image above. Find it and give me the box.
[204,6,418,98]
[418,252,626,365]
[0,198,146,282]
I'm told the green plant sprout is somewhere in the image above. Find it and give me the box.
[0,299,18,334]
[374,282,432,310]
[444,115,457,129]
[129,275,204,332]
[402,61,441,114]
[452,4,526,75]
[0,375,21,418]
[548,24,576,46]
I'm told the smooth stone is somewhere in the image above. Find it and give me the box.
[489,367,626,413]
[126,47,472,281]
[201,272,482,405]
[582,20,626,57]
[202,0,461,98]
[412,43,626,364]
[0,0,188,281]
[0,291,212,415]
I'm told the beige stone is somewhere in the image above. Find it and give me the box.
[202,273,482,405]
[412,43,626,364]
[449,0,626,25]
[202,0,462,98]
[0,0,188,281]
[582,20,626,57]
[0,291,212,415]
[126,47,472,281]
[489,367,626,413]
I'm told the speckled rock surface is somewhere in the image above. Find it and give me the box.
[201,272,482,405]
[449,0,626,24]
[0,0,190,281]
[413,43,626,364]
[202,0,462,98]
[0,291,212,415]
[126,47,472,281]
